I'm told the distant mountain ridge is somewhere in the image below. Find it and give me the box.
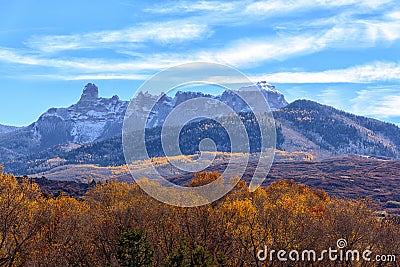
[67,101,400,161]
[275,100,400,158]
[8,99,400,176]
[2,82,400,176]
[0,82,288,163]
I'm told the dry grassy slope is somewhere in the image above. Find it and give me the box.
[33,164,130,183]
[167,155,400,213]
[29,152,400,214]
[31,151,312,182]
[31,151,400,213]
[276,119,331,158]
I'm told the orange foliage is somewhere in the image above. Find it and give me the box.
[0,172,398,266]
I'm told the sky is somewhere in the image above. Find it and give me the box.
[0,0,399,126]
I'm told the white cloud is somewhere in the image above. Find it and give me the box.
[302,13,400,50]
[245,0,393,15]
[351,88,400,118]
[26,22,210,53]
[2,38,399,84]
[31,73,150,81]
[0,32,326,76]
[386,10,400,20]
[240,0,400,54]
[145,0,393,18]
[197,35,323,66]
[0,0,399,82]
[144,1,237,14]
[363,19,400,42]
[0,48,192,73]
[316,88,346,109]
[253,62,400,83]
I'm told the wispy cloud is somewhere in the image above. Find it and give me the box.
[0,31,332,79]
[252,62,400,83]
[197,35,322,66]
[323,15,400,47]
[31,73,151,81]
[0,0,399,82]
[245,0,393,15]
[144,0,393,20]
[26,22,210,53]
[0,48,189,74]
[316,88,346,110]
[144,1,237,14]
[386,10,400,19]
[351,88,400,118]
[2,40,399,83]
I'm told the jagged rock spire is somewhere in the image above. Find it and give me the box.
[79,83,99,102]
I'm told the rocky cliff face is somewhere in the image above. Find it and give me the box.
[0,83,129,160]
[0,82,288,163]
[79,83,99,103]
[143,81,288,127]
[31,83,128,146]
[36,82,287,140]
[4,82,400,176]
[237,81,288,110]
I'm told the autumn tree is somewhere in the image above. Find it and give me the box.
[0,174,43,266]
[0,171,399,266]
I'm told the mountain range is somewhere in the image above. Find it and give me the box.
[1,82,400,177]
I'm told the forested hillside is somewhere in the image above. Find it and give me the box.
[275,100,400,158]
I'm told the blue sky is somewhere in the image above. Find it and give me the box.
[0,0,399,126]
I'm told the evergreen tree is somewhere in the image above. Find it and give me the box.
[117,229,154,267]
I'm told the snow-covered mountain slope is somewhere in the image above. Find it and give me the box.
[141,80,288,128]
[32,83,128,145]
[237,81,288,110]
[0,82,288,162]
[0,84,128,158]
[0,124,19,134]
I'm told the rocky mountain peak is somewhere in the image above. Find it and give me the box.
[256,81,278,92]
[79,83,99,102]
[236,81,288,110]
